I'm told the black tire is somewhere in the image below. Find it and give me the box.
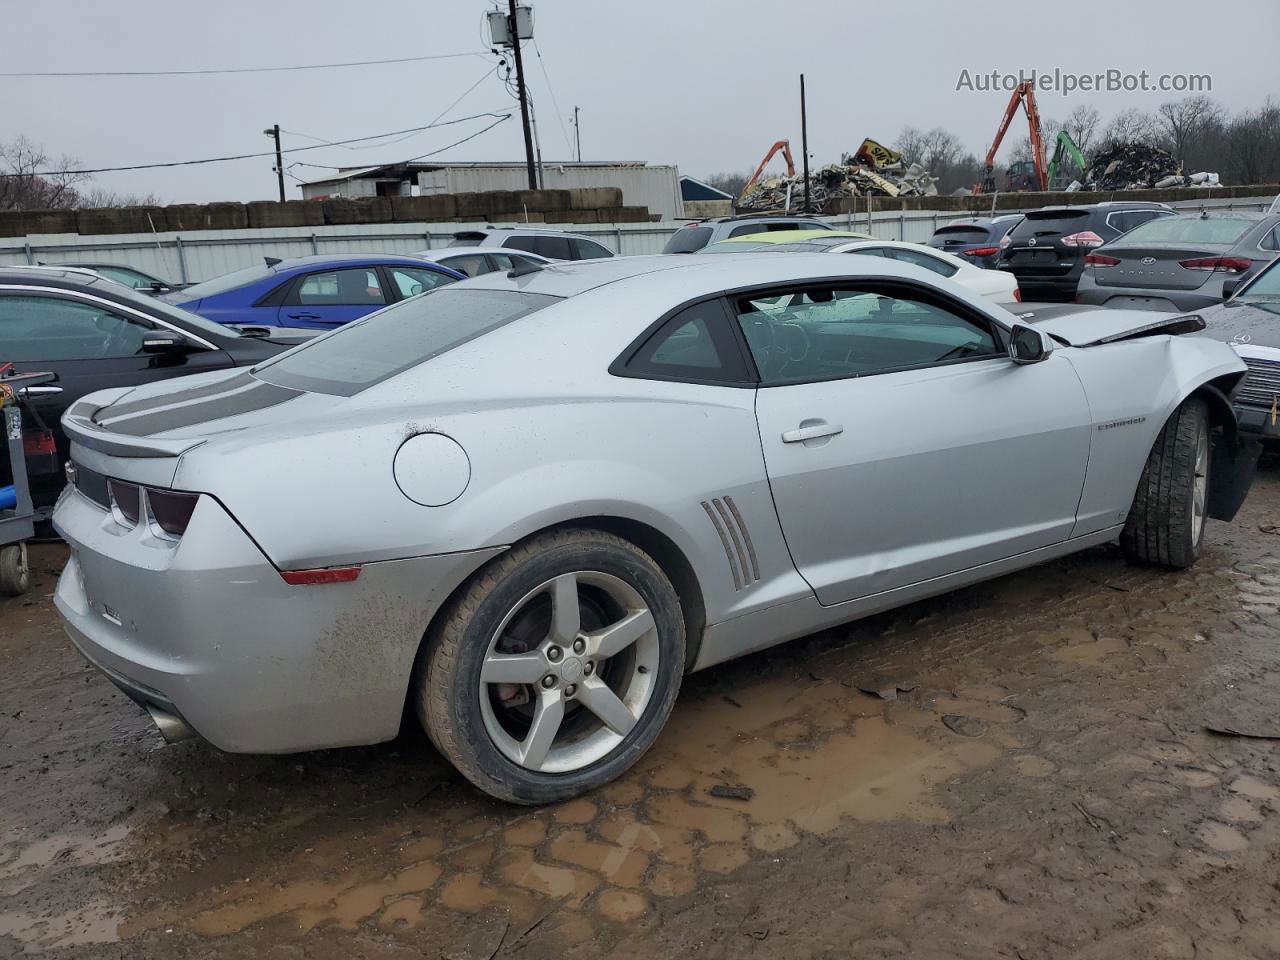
[1121,396,1210,569]
[414,528,685,805]
[0,543,30,597]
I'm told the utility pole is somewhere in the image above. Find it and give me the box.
[799,75,811,214]
[573,105,581,162]
[508,0,537,189]
[263,124,285,202]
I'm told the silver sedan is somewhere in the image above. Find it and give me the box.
[52,254,1255,803]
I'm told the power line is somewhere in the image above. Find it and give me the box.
[532,40,574,157]
[0,51,488,78]
[0,111,514,178]
[290,114,513,173]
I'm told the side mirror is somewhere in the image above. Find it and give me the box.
[1008,323,1054,365]
[1221,279,1240,300]
[141,335,185,355]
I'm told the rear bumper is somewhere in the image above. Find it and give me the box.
[1075,276,1222,312]
[53,487,502,753]
[998,263,1083,300]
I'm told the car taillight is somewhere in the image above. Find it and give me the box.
[1179,256,1252,273]
[1013,287,1022,302]
[1061,231,1105,248]
[963,246,1000,257]
[146,489,199,538]
[107,479,141,525]
[1085,253,1121,267]
[22,430,56,456]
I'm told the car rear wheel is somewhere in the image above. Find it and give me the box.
[415,528,685,804]
[0,543,30,597]
[1121,396,1210,569]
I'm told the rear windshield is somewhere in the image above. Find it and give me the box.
[1010,210,1090,238]
[931,225,989,243]
[172,264,276,300]
[253,288,559,396]
[661,227,714,253]
[1117,216,1256,246]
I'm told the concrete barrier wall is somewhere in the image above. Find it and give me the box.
[1,192,1275,284]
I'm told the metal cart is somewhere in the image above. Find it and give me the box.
[1,371,56,597]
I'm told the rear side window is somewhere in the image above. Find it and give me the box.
[618,300,750,385]
[662,226,714,253]
[504,235,573,259]
[571,238,614,260]
[254,288,559,396]
[888,248,958,277]
[289,268,385,306]
[728,224,770,239]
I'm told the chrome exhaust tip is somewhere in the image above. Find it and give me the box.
[146,705,195,743]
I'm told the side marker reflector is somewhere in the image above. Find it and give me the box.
[280,566,361,586]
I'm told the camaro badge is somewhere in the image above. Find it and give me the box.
[1097,416,1147,431]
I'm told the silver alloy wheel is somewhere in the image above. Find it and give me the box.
[1192,426,1209,544]
[477,571,659,774]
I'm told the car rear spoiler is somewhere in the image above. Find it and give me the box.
[62,400,205,459]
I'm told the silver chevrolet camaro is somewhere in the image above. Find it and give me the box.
[52,254,1257,804]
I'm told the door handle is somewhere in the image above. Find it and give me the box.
[781,421,844,443]
[287,312,320,321]
[19,385,63,395]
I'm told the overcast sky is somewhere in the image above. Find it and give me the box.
[7,0,1278,204]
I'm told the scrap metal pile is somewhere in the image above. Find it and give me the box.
[739,138,939,212]
[1084,141,1181,190]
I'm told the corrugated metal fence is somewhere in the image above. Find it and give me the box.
[0,194,1274,284]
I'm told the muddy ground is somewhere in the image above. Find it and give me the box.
[3,466,1280,960]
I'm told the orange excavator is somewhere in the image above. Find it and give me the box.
[740,140,796,200]
[973,82,1047,194]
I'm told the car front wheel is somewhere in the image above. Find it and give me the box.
[1121,396,1210,569]
[415,528,685,804]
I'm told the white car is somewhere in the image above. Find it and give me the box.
[413,246,553,279]
[706,235,1021,304]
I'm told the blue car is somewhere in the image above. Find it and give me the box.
[927,215,1023,270]
[163,255,464,330]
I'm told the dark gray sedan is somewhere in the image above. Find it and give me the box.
[1077,211,1280,311]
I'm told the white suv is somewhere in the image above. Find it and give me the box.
[445,227,615,261]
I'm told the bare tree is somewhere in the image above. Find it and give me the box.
[1062,104,1102,157]
[1156,95,1225,168]
[702,170,751,199]
[77,187,164,208]
[1224,99,1280,185]
[1100,108,1160,148]
[0,137,89,210]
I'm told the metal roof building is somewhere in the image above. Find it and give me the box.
[301,161,683,220]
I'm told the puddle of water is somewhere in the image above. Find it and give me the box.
[0,898,119,953]
[0,823,132,888]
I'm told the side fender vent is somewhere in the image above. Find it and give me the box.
[700,496,761,591]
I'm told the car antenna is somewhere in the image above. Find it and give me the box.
[264,256,282,267]
[507,259,544,278]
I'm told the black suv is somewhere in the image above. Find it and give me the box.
[997,202,1174,301]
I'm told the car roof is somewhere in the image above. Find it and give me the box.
[716,229,871,245]
[700,213,829,224]
[427,246,549,260]
[460,251,988,303]
[454,227,597,241]
[268,253,452,270]
[0,265,111,285]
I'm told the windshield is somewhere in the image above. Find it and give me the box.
[252,287,560,396]
[1118,216,1256,245]
[1240,257,1280,298]
[172,263,277,300]
[85,277,242,339]
[661,227,714,254]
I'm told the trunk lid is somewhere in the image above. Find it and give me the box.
[1091,243,1235,290]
